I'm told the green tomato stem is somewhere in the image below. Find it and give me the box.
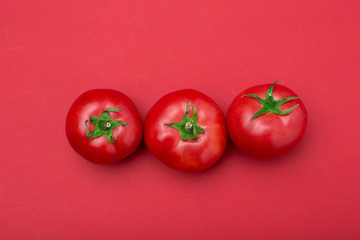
[242,81,301,121]
[164,99,205,141]
[85,107,128,144]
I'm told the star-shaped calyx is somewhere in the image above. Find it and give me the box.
[85,107,128,143]
[164,100,205,141]
[242,81,301,121]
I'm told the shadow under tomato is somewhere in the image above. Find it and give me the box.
[105,140,148,168]
[228,137,308,168]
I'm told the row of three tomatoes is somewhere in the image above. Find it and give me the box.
[66,82,307,172]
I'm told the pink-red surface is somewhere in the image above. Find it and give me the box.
[1,0,359,239]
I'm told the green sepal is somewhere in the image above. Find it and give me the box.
[84,107,128,144]
[164,100,205,141]
[242,81,301,121]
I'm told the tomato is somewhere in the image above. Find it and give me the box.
[66,89,143,164]
[226,81,307,159]
[144,89,227,172]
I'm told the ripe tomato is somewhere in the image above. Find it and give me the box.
[226,81,307,159]
[66,89,143,164]
[144,89,227,172]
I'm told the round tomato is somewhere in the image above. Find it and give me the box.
[226,81,307,159]
[144,89,227,172]
[66,89,143,164]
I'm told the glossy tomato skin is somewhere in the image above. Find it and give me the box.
[66,89,143,164]
[144,89,227,172]
[227,83,307,159]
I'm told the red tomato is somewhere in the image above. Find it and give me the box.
[144,89,227,172]
[66,89,143,164]
[226,81,307,159]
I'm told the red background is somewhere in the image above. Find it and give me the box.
[1,0,360,239]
